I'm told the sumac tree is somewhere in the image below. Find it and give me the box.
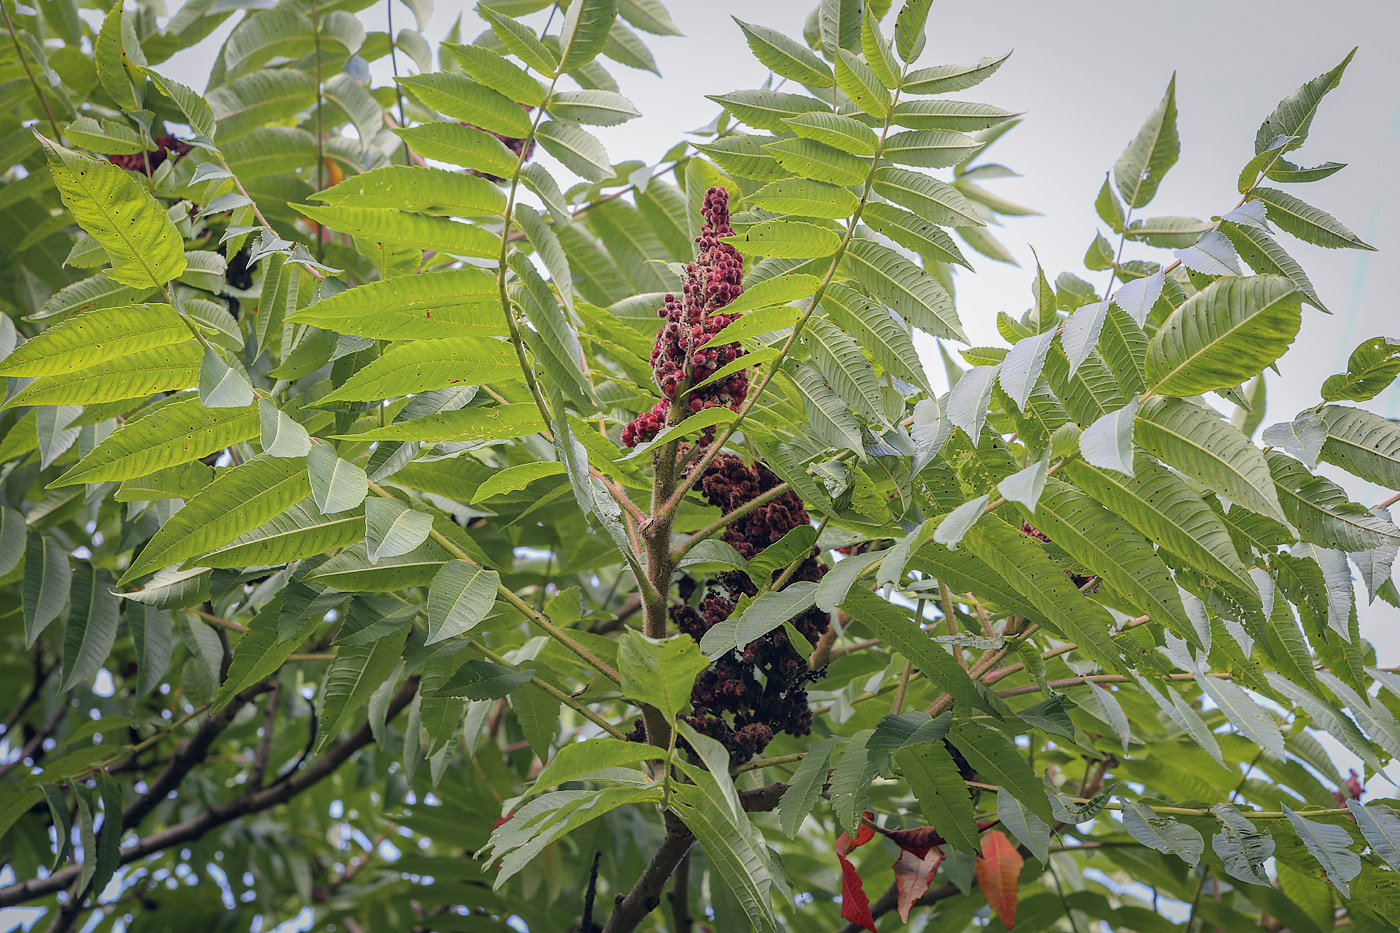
[0,1,1398,932]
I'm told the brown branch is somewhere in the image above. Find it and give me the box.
[250,683,281,791]
[0,679,418,910]
[667,851,693,933]
[581,849,603,933]
[313,833,384,902]
[122,683,272,830]
[601,819,694,933]
[0,1,60,139]
[2,654,50,735]
[0,702,67,778]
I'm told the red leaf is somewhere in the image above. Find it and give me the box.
[836,818,877,933]
[976,829,1024,928]
[887,819,1000,858]
[885,825,944,857]
[892,847,944,922]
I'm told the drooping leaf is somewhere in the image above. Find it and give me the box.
[1322,337,1400,402]
[5,343,202,411]
[1250,187,1375,250]
[55,398,259,487]
[1254,49,1355,154]
[536,121,613,182]
[306,444,368,515]
[393,121,521,178]
[258,399,311,458]
[1269,450,1400,552]
[365,497,434,564]
[316,628,407,752]
[37,138,187,289]
[318,339,521,404]
[898,740,981,855]
[975,829,1024,928]
[931,495,988,551]
[1079,398,1137,476]
[779,737,840,839]
[1135,396,1287,524]
[24,536,71,648]
[1319,405,1400,488]
[59,564,121,692]
[425,560,500,644]
[312,164,509,217]
[998,330,1056,410]
[902,51,1012,94]
[1013,477,1195,644]
[1346,800,1400,874]
[1261,410,1327,469]
[1173,230,1243,276]
[1283,804,1361,897]
[618,631,708,722]
[558,0,619,73]
[1121,801,1204,865]
[735,19,832,87]
[196,501,364,569]
[699,581,819,658]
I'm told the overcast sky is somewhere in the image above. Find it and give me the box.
[162,0,1400,660]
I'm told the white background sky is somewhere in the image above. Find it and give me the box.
[160,1,1400,659]
[0,9,1388,927]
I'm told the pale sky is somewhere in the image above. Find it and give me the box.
[160,1,1400,659]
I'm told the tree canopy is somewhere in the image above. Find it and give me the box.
[1,1,1399,932]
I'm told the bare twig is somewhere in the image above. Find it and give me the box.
[1,1,60,139]
[0,680,418,910]
[667,851,692,933]
[581,849,603,933]
[250,683,282,791]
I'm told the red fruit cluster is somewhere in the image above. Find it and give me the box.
[105,134,191,174]
[1334,768,1365,807]
[670,454,830,763]
[621,187,749,448]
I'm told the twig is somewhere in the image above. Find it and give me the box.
[385,0,410,164]
[122,682,272,830]
[0,702,67,778]
[601,819,694,933]
[581,849,603,933]
[310,0,326,263]
[667,851,692,933]
[181,607,247,634]
[466,642,626,739]
[0,680,418,909]
[1,1,60,139]
[731,752,804,776]
[2,655,50,736]
[366,482,620,684]
[669,480,791,563]
[250,683,281,790]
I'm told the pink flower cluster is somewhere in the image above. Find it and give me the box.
[621,187,749,447]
